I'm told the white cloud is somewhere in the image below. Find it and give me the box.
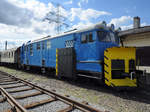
[108,16,133,30]
[0,0,111,50]
[0,0,58,49]
[109,16,132,27]
[70,8,111,22]
[72,21,93,29]
[78,0,88,7]
[70,8,111,30]
[141,22,147,27]
[120,22,148,30]
[0,0,33,27]
[78,2,81,7]
[109,16,149,30]
[64,0,73,5]
[120,24,133,30]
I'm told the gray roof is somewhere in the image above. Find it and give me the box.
[118,26,150,37]
[0,47,18,52]
[29,22,109,44]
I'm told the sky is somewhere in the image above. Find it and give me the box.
[0,0,149,50]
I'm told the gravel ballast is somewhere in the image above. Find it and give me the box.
[17,94,51,106]
[0,101,12,111]
[29,101,69,112]
[0,66,150,112]
[0,95,12,111]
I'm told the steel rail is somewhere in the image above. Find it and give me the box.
[10,75,102,112]
[0,86,28,112]
[0,71,104,112]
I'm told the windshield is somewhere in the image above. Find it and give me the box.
[97,31,119,44]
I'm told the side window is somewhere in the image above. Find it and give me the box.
[30,44,33,56]
[89,33,93,42]
[81,32,93,43]
[97,31,107,41]
[11,52,13,57]
[97,31,117,43]
[37,42,40,50]
[47,40,51,49]
[81,34,87,43]
[9,52,10,58]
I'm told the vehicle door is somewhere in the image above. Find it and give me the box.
[41,41,46,67]
[77,31,96,61]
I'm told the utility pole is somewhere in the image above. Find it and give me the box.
[56,4,60,34]
[43,3,69,34]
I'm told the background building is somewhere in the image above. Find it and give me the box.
[118,17,150,73]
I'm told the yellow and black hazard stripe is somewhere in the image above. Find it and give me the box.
[56,48,58,76]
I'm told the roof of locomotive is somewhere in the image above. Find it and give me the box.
[27,21,111,45]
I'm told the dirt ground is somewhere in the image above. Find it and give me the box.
[0,66,150,112]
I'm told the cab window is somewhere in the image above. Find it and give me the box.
[81,32,93,43]
[30,44,33,56]
[47,40,51,49]
[37,42,40,50]
[97,31,118,43]
[97,31,110,42]
[89,33,93,42]
[81,34,87,43]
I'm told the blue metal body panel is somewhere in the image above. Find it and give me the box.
[74,29,118,72]
[20,27,118,74]
[21,34,75,68]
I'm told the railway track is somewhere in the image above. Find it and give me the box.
[0,71,104,112]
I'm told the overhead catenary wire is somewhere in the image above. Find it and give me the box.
[43,2,69,34]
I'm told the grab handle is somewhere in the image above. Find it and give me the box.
[130,72,135,80]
